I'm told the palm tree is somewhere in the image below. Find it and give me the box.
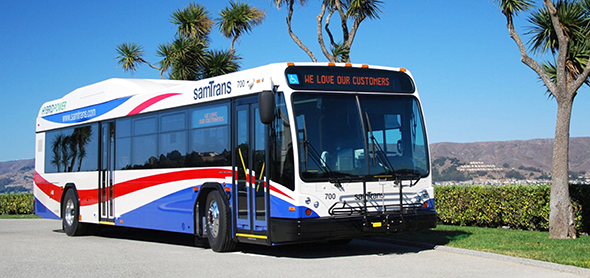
[157,37,208,80]
[73,126,92,172]
[51,134,64,172]
[200,49,241,79]
[115,42,164,79]
[217,1,266,56]
[116,2,262,79]
[61,135,72,172]
[171,3,213,40]
[342,0,383,62]
[317,0,383,62]
[495,0,590,239]
[529,1,590,87]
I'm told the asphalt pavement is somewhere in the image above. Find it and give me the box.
[1,219,588,278]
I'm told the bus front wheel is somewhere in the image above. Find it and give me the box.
[62,189,86,236]
[205,190,236,252]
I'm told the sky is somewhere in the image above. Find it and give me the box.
[0,0,588,162]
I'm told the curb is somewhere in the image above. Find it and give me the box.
[371,237,590,277]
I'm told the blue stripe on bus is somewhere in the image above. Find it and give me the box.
[114,186,320,233]
[116,187,197,234]
[42,96,132,124]
[270,194,319,219]
[34,197,60,220]
[425,198,435,210]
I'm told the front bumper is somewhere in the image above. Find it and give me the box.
[270,209,437,244]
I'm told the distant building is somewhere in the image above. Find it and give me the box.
[456,161,503,172]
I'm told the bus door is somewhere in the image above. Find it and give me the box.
[234,97,269,241]
[99,121,115,223]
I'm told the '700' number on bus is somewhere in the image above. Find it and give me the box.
[325,193,336,200]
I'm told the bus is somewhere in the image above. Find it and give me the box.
[34,62,436,252]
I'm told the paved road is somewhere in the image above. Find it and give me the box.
[0,219,587,278]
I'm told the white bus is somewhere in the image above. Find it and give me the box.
[34,62,436,251]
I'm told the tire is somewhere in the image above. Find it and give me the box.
[205,190,236,252]
[62,189,86,236]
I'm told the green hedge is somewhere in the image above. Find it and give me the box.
[3,186,589,232]
[435,184,590,233]
[0,193,34,215]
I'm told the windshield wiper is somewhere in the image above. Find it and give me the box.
[365,112,396,176]
[303,140,357,188]
[300,116,350,188]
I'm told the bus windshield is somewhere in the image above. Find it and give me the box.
[293,93,428,181]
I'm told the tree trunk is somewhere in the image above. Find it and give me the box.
[549,95,577,239]
[497,0,590,240]
[230,37,237,57]
[286,0,316,62]
[317,2,335,62]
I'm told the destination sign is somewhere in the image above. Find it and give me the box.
[284,66,415,93]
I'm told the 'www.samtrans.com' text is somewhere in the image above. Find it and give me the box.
[62,109,96,122]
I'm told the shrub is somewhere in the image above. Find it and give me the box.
[435,184,589,233]
[0,193,34,215]
[570,184,590,233]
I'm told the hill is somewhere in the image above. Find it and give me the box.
[0,159,34,193]
[430,137,590,183]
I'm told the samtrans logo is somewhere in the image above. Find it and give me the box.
[193,80,232,100]
[41,101,67,115]
[354,192,384,201]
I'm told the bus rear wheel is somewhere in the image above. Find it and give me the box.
[205,190,236,252]
[62,189,87,236]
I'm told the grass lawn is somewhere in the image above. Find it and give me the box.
[394,225,590,269]
[0,214,40,219]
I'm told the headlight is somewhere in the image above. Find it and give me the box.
[413,190,430,204]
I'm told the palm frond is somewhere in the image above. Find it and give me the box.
[115,42,146,73]
[346,0,383,20]
[201,49,241,79]
[171,3,213,40]
[527,0,588,55]
[218,1,266,39]
[494,0,534,17]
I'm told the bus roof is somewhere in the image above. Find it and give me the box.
[36,63,414,132]
[38,78,189,117]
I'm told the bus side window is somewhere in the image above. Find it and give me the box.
[271,92,294,191]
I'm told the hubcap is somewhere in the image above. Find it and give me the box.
[207,200,219,238]
[64,199,75,227]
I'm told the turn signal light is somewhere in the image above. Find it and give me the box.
[423,201,429,208]
[305,209,312,216]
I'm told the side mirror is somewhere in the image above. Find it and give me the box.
[258,90,275,125]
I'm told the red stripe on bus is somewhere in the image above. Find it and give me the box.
[269,184,294,200]
[34,171,64,203]
[35,168,233,207]
[111,168,232,200]
[127,93,181,116]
